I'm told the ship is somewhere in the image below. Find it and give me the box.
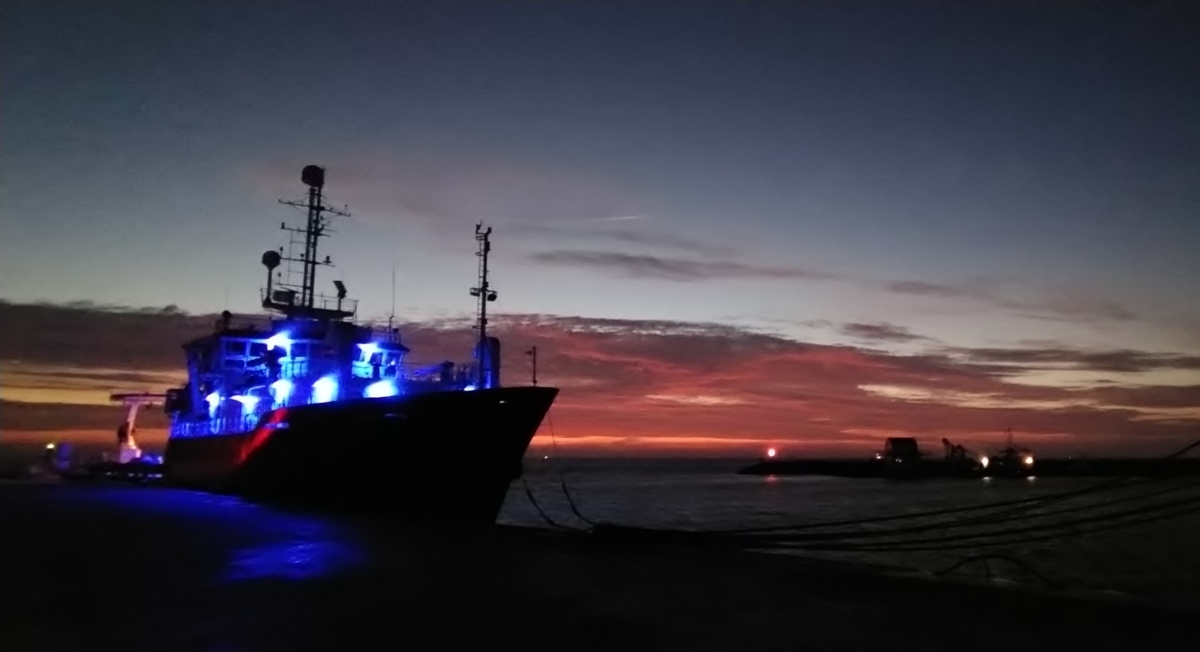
[161,165,557,523]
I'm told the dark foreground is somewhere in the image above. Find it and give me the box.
[1,482,1193,651]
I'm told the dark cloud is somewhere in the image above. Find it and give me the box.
[0,300,217,370]
[839,322,930,343]
[0,399,168,432]
[3,302,1198,455]
[1083,385,1200,409]
[527,251,834,282]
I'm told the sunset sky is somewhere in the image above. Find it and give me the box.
[2,2,1198,457]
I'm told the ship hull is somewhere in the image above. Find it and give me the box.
[164,386,557,524]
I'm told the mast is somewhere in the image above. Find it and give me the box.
[469,223,497,385]
[263,165,354,320]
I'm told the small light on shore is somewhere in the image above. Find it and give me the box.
[767,448,776,458]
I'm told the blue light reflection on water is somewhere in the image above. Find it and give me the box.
[223,537,364,582]
[215,510,367,583]
[45,484,367,583]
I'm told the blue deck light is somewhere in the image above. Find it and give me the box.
[265,332,292,352]
[364,379,399,398]
[206,391,222,416]
[311,375,338,403]
[231,395,260,415]
[357,342,381,358]
[270,379,293,406]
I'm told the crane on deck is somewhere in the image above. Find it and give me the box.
[109,392,166,463]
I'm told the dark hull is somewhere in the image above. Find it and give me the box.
[165,386,557,523]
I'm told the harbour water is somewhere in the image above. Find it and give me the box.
[3,445,1198,609]
[508,457,1200,608]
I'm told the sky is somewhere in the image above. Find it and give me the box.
[2,1,1198,456]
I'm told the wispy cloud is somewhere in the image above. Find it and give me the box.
[527,249,1139,325]
[839,322,932,343]
[884,279,1137,323]
[511,223,733,257]
[589,215,645,222]
[885,280,978,298]
[527,251,833,282]
[593,229,734,257]
[946,346,1200,373]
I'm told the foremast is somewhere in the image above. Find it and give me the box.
[470,223,500,388]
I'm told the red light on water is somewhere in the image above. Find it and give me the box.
[767,448,776,458]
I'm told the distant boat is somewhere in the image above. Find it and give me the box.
[980,428,1035,477]
[876,436,923,476]
[161,165,557,523]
